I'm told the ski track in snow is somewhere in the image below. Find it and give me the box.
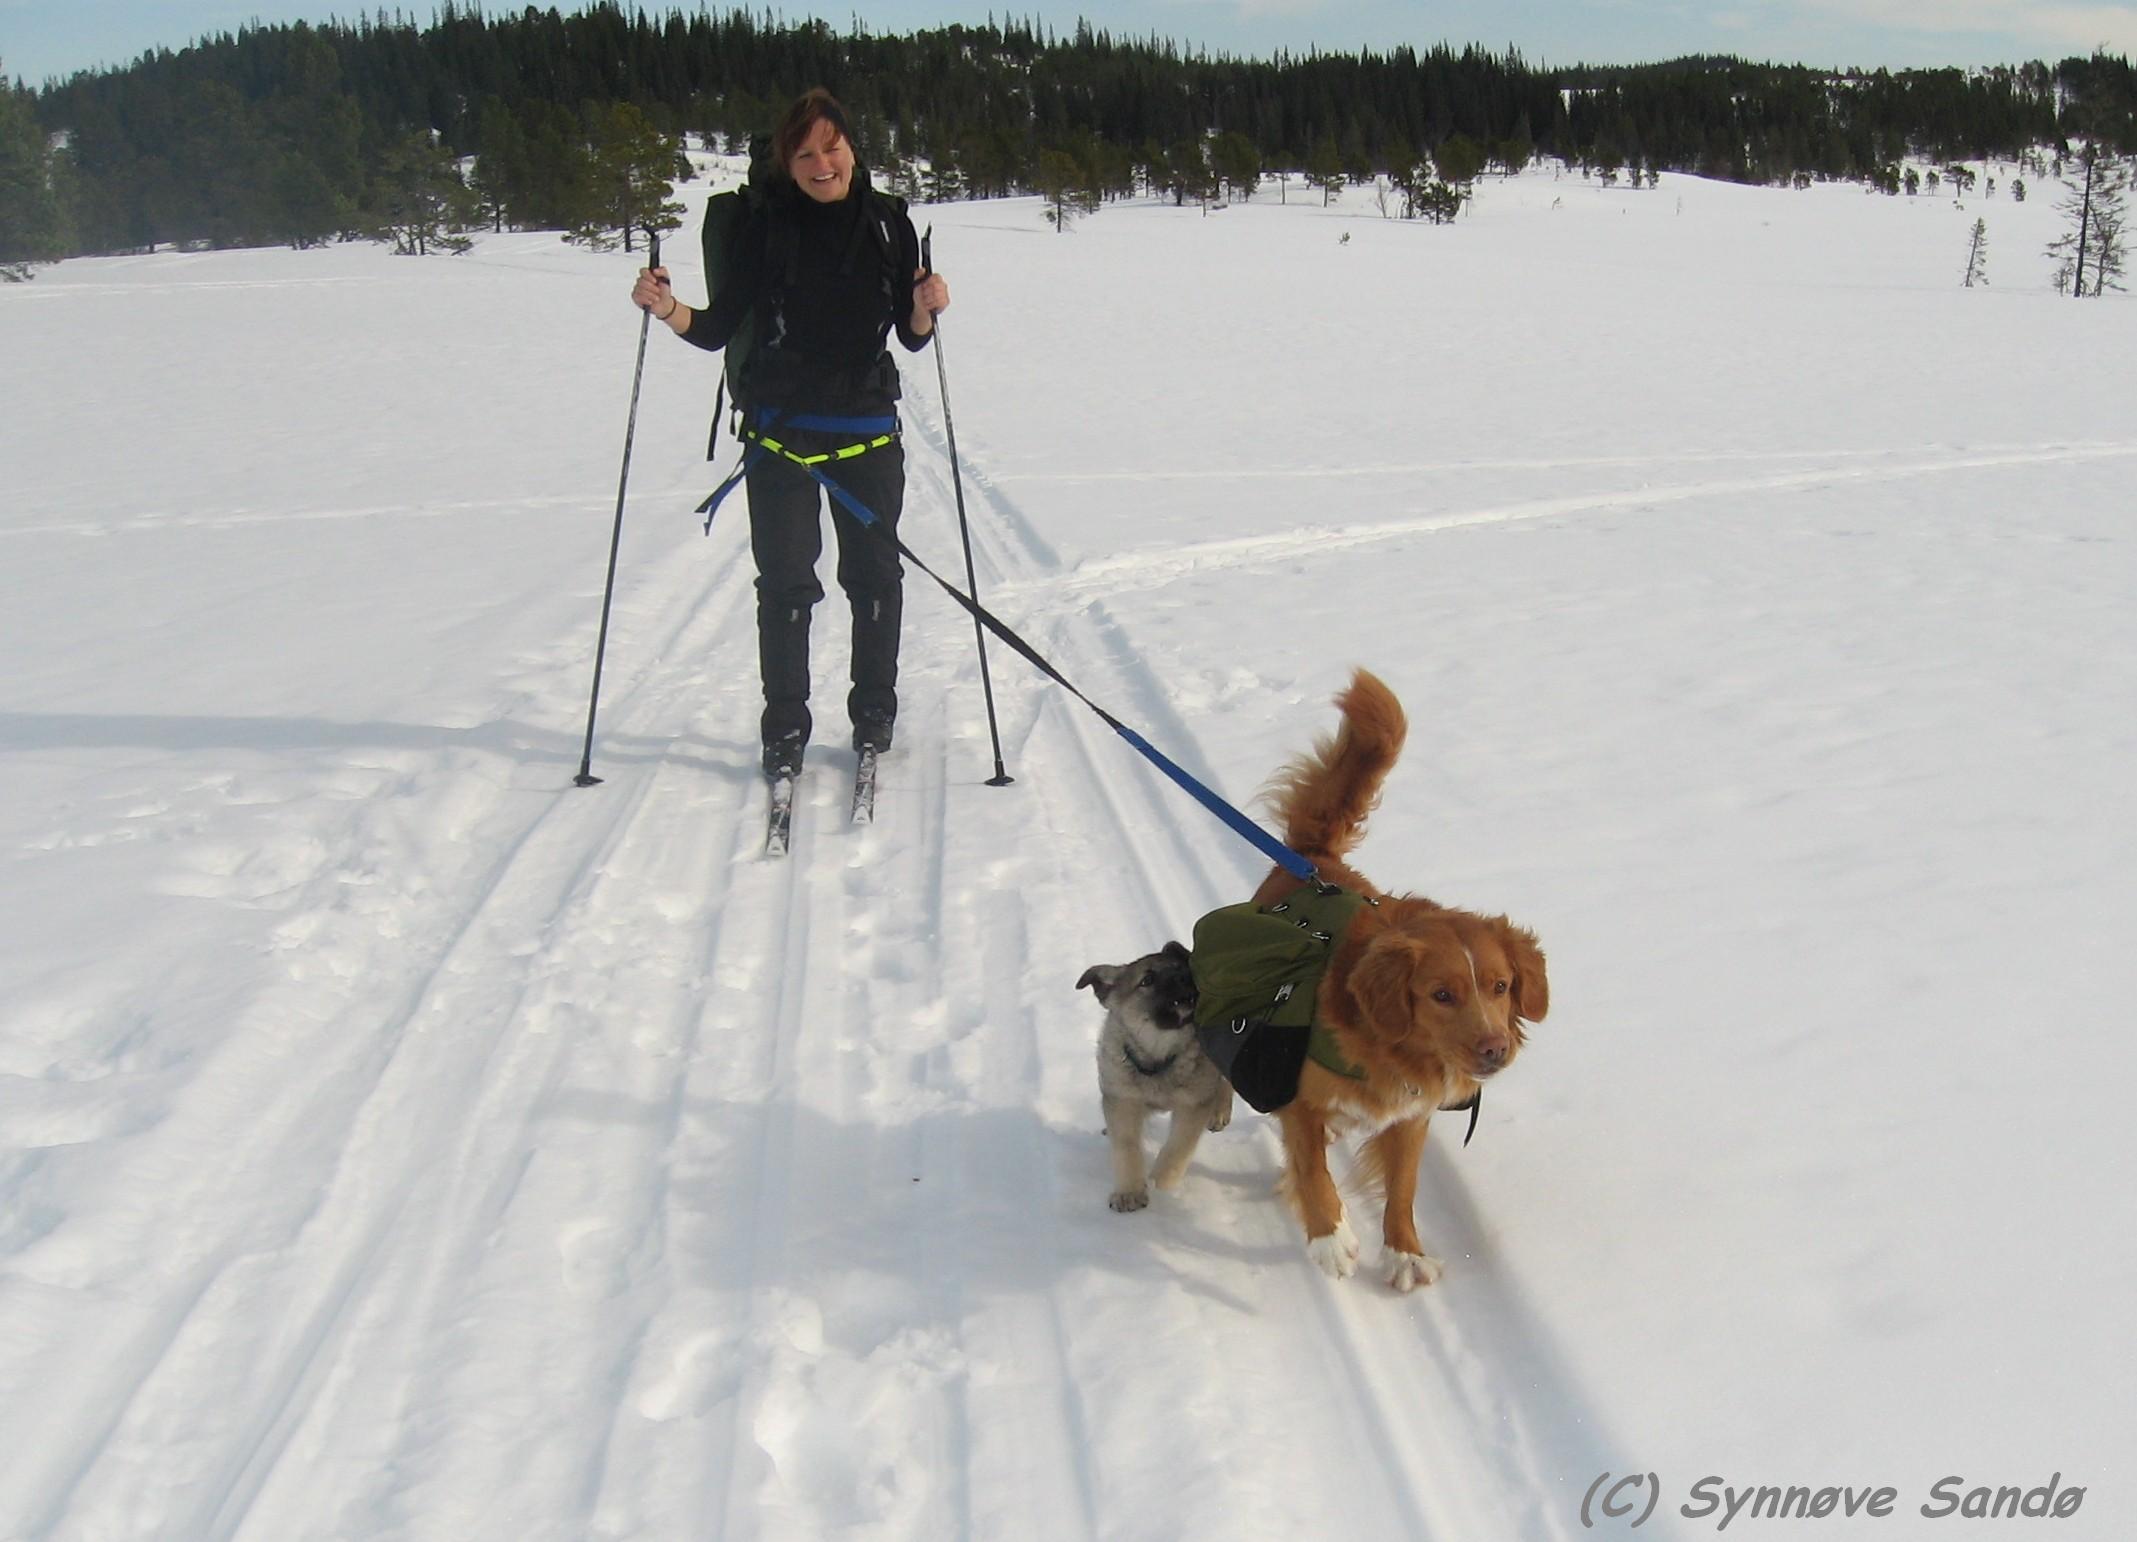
[874,392,1624,1538]
[994,440,2137,601]
[5,273,1660,1542]
[0,495,614,540]
[12,169,2134,1542]
[4,512,765,1538]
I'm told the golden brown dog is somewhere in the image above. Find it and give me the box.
[1254,669,1548,1290]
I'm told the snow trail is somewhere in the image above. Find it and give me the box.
[8,164,2132,1539]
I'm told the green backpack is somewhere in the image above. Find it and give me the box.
[699,134,779,443]
[1190,884,1373,1112]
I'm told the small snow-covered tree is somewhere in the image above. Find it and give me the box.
[923,158,965,204]
[1211,132,1260,203]
[369,132,476,256]
[1035,149,1096,233]
[1962,218,1988,286]
[1490,129,1533,177]
[1177,138,1221,207]
[1433,134,1486,189]
[1306,135,1343,206]
[1415,179,1466,225]
[570,104,688,254]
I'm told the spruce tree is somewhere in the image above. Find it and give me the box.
[1962,217,1988,285]
[1416,179,1466,224]
[1211,131,1260,202]
[1306,134,1343,206]
[0,67,69,277]
[369,132,476,256]
[269,151,347,250]
[2046,146,2129,297]
[470,99,532,232]
[923,156,965,204]
[1035,148,1091,231]
[570,103,688,252]
[1433,133,1486,188]
[1164,138,1214,207]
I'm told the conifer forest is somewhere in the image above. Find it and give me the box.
[3,2,2134,264]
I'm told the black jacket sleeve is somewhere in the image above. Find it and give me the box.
[890,205,933,354]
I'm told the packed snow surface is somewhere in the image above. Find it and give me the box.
[4,161,2134,1540]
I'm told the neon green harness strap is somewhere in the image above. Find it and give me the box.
[743,425,898,468]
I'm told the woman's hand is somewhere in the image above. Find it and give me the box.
[910,268,949,335]
[632,265,683,327]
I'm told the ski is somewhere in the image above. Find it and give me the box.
[765,773,796,857]
[850,747,878,825]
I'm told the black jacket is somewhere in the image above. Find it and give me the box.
[680,163,930,413]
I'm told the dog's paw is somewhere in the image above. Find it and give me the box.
[1384,1250,1445,1292]
[1151,1160,1188,1191]
[1108,1188,1150,1213]
[1206,1103,1232,1133]
[1306,1218,1360,1279]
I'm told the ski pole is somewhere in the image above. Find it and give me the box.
[574,228,663,789]
[923,227,1013,788]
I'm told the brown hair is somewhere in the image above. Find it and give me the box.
[772,88,855,169]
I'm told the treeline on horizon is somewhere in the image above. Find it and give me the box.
[8,1,2137,260]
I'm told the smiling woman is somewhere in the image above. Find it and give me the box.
[624,87,953,784]
[781,105,856,203]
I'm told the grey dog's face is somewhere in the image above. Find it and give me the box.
[1076,940,1197,1030]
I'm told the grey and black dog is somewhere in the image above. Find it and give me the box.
[1076,941,1233,1212]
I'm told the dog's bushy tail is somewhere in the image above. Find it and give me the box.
[1266,669,1407,865]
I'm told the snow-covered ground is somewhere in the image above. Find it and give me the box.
[4,159,2133,1540]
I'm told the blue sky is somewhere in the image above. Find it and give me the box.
[6,1,2135,85]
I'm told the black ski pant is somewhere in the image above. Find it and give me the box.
[744,436,905,750]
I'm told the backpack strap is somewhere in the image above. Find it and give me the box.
[761,209,799,347]
[861,190,908,312]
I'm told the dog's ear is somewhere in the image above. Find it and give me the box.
[1349,932,1423,1035]
[1077,964,1122,1002]
[1494,919,1549,1023]
[1161,941,1191,963]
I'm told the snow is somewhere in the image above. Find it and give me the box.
[4,160,2134,1540]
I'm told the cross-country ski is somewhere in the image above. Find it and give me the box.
[764,772,796,857]
[850,746,878,824]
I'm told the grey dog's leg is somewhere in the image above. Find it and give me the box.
[1151,1104,1210,1191]
[1207,1081,1234,1132]
[1103,1093,1150,1211]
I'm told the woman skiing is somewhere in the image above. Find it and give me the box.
[631,88,950,781]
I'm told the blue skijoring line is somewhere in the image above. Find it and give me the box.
[704,425,1318,882]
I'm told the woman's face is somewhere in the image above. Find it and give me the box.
[788,117,855,203]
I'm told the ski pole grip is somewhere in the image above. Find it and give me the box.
[920,226,932,279]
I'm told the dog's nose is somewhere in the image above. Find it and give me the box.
[1477,1039,1510,1071]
